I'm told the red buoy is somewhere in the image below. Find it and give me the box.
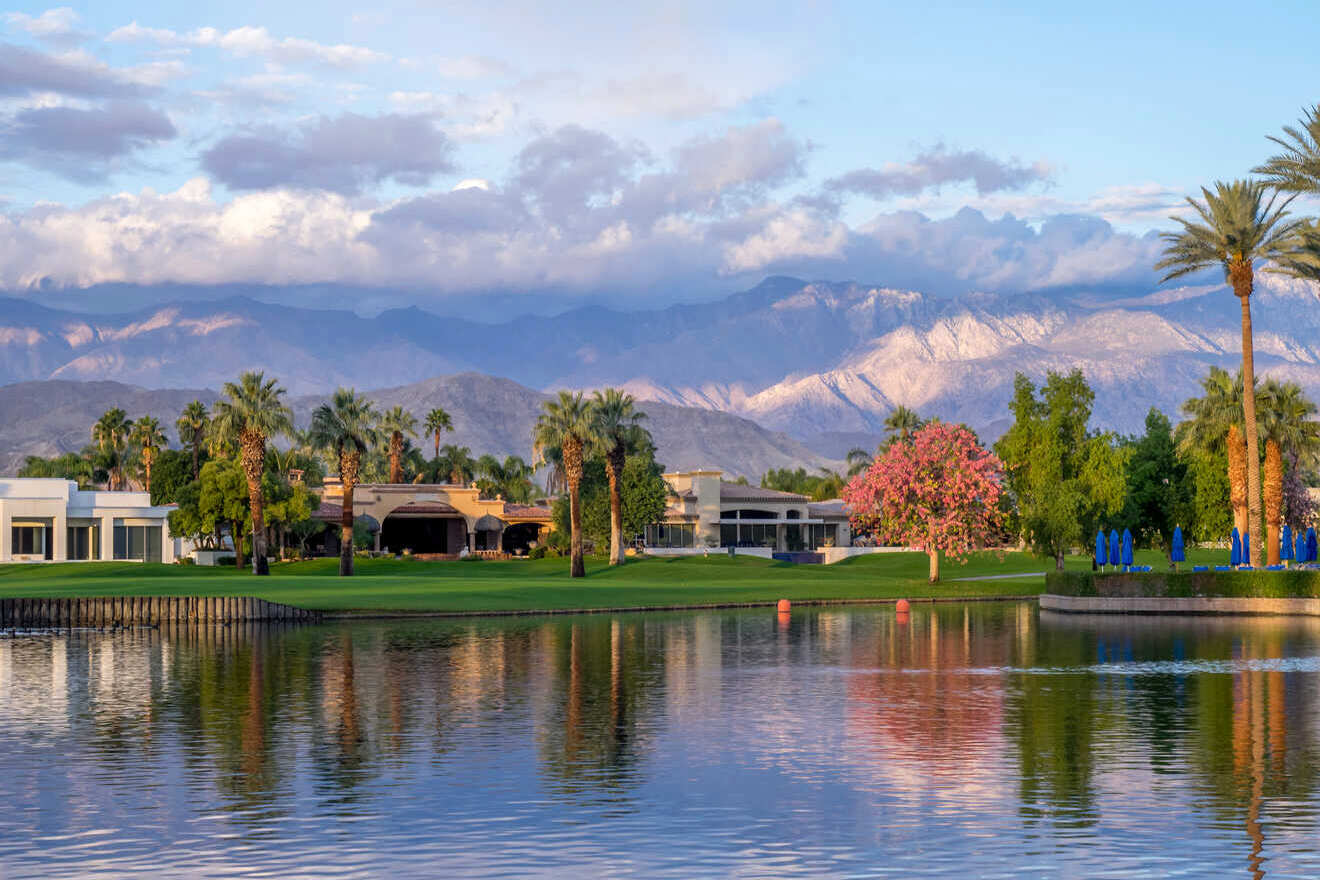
[777,599,791,613]
[895,598,910,613]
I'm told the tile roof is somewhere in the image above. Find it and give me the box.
[719,482,809,502]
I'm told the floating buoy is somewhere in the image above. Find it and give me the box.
[777,599,791,613]
[895,598,910,613]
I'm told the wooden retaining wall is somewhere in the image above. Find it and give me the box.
[0,596,320,628]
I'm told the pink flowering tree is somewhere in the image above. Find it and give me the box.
[842,421,1005,583]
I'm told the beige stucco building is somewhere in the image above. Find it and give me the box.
[645,469,852,553]
[313,479,553,555]
[0,478,176,564]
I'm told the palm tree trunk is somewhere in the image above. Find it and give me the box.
[606,444,625,566]
[1237,277,1263,568]
[191,441,200,480]
[1265,438,1283,566]
[434,433,440,461]
[564,435,585,578]
[143,450,153,496]
[1228,423,1248,538]
[240,430,270,575]
[389,432,403,483]
[340,449,358,577]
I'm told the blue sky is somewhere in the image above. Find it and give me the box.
[2,0,1319,310]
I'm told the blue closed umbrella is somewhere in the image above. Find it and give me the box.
[1109,530,1121,566]
[1296,531,1307,565]
[1171,526,1185,563]
[1282,524,1294,562]
[1122,528,1134,567]
[1230,528,1242,566]
[1095,530,1107,568]
[1309,528,1317,563]
[1243,532,1251,566]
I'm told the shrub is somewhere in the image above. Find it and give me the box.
[216,555,237,567]
[1046,569,1320,599]
[529,545,548,560]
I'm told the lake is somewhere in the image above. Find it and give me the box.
[2,601,1320,878]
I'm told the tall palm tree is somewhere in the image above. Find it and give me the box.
[1179,367,1251,539]
[1157,180,1302,567]
[534,391,598,578]
[91,408,130,490]
[1258,379,1320,564]
[882,405,924,450]
[212,371,293,576]
[1255,105,1320,194]
[379,406,418,483]
[424,408,453,460]
[309,388,379,577]
[591,388,650,566]
[130,416,167,496]
[176,400,209,480]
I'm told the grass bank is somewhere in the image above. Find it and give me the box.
[1048,565,1320,599]
[0,547,1224,615]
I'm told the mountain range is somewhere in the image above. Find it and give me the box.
[2,273,1319,469]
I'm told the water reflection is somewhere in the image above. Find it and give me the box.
[2,605,1320,876]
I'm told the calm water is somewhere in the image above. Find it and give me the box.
[3,603,1320,878]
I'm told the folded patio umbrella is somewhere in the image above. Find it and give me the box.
[1309,527,1318,563]
[1095,529,1106,568]
[1171,526,1185,563]
[1282,524,1294,562]
[1109,530,1120,567]
[1243,532,1251,566]
[1121,529,1134,567]
[1230,528,1241,566]
[1296,531,1307,565]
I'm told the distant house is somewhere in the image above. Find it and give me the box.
[645,469,853,552]
[0,479,176,563]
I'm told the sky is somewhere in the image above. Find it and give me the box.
[2,0,1320,313]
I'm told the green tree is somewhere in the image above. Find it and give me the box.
[994,370,1127,570]
[91,407,130,490]
[1183,449,1232,543]
[1117,408,1188,549]
[475,454,536,503]
[1178,367,1250,539]
[18,453,94,488]
[1258,379,1320,562]
[424,408,453,459]
[591,388,650,566]
[147,448,195,505]
[309,388,379,577]
[176,400,210,480]
[436,444,474,485]
[130,416,167,495]
[761,467,846,501]
[212,372,293,576]
[168,459,252,567]
[1156,180,1302,567]
[845,447,873,476]
[534,391,599,578]
[555,449,668,555]
[883,405,925,447]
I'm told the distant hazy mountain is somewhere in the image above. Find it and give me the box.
[0,374,839,480]
[3,274,1319,446]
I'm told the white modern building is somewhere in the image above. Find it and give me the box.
[0,479,176,564]
[645,469,854,554]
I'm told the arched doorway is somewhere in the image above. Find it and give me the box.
[502,522,542,555]
[472,514,504,551]
[379,502,467,555]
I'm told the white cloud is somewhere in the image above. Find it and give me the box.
[107,22,388,68]
[2,7,86,45]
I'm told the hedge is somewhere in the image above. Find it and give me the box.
[1045,569,1320,599]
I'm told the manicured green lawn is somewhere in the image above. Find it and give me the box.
[0,546,1228,614]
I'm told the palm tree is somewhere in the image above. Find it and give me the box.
[534,391,599,578]
[130,416,167,496]
[845,447,873,477]
[176,400,209,480]
[1156,180,1302,567]
[883,405,924,446]
[1179,367,1251,540]
[424,408,453,460]
[1258,379,1320,564]
[212,371,293,576]
[475,454,536,503]
[1255,105,1320,194]
[379,406,418,483]
[309,388,379,577]
[591,388,650,565]
[91,408,130,490]
[437,444,474,485]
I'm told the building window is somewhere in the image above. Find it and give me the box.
[645,523,694,548]
[721,522,777,547]
[806,523,836,549]
[113,525,162,562]
[12,525,49,559]
[725,509,777,520]
[67,525,101,560]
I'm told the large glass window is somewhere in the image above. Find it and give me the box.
[113,525,162,562]
[67,525,100,560]
[806,524,837,549]
[12,525,48,558]
[721,523,777,547]
[646,523,695,548]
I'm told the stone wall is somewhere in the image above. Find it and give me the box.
[0,596,319,628]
